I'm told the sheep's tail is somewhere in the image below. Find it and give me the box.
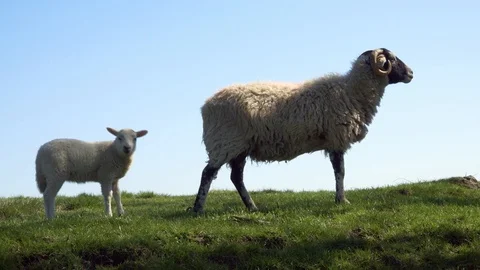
[35,149,47,193]
[36,173,47,193]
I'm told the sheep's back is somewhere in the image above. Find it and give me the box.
[201,82,328,164]
[36,139,110,182]
[201,75,366,164]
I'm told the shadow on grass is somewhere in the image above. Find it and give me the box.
[6,224,480,269]
[204,226,480,269]
[5,239,159,270]
[411,194,480,207]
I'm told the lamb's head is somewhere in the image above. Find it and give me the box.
[106,127,148,157]
[360,48,414,84]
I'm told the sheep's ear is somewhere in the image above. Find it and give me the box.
[106,127,119,136]
[136,130,148,138]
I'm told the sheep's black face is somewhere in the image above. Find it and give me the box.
[381,48,414,84]
[361,48,413,84]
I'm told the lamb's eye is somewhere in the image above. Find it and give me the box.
[134,138,137,142]
[118,137,123,141]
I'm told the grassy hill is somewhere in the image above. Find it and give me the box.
[1,176,479,269]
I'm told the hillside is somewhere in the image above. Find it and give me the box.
[0,176,479,269]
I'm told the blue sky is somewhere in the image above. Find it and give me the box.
[1,0,479,199]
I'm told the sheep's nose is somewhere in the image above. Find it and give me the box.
[407,69,413,78]
[123,146,131,153]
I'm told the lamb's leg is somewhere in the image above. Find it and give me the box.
[229,154,258,211]
[100,181,114,217]
[328,151,350,204]
[112,180,124,216]
[43,178,65,220]
[192,163,220,213]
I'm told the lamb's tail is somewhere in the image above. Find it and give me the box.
[35,152,47,193]
[36,173,47,193]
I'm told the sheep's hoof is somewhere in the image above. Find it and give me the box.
[335,198,350,204]
[186,206,205,216]
[248,206,259,212]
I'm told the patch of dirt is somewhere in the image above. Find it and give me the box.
[451,175,480,189]
[79,246,151,269]
[41,236,55,243]
[348,227,378,240]
[381,254,403,267]
[21,253,51,268]
[398,188,412,195]
[349,227,364,238]
[57,202,78,211]
[242,235,287,249]
[176,232,215,246]
[188,233,214,246]
[207,254,240,270]
[443,229,473,246]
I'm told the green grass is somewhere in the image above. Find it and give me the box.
[1,176,480,269]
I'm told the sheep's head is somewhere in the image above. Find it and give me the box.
[363,48,413,84]
[107,127,148,157]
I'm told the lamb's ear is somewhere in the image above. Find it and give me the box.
[106,127,119,136]
[136,130,148,138]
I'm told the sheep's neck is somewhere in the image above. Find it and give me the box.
[107,145,133,177]
[346,66,388,126]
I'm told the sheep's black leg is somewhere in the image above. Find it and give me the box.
[229,153,258,211]
[192,164,220,213]
[328,151,350,204]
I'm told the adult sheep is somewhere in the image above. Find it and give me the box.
[191,47,414,213]
[35,127,148,219]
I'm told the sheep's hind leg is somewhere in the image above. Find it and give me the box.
[43,178,65,220]
[328,151,350,204]
[229,153,258,211]
[192,163,220,213]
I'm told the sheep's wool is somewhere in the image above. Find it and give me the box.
[35,139,132,192]
[201,58,390,168]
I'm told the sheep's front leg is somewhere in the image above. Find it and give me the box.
[100,180,114,217]
[112,180,124,216]
[192,164,220,213]
[328,151,350,204]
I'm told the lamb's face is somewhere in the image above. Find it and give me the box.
[106,127,148,157]
[361,48,414,84]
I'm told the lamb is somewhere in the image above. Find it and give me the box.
[191,48,414,213]
[35,127,148,219]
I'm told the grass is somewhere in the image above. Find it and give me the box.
[1,176,479,269]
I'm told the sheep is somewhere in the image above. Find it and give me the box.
[190,47,414,213]
[35,127,148,219]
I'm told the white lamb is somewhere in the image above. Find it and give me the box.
[35,127,148,219]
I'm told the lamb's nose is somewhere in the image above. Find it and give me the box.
[123,146,131,153]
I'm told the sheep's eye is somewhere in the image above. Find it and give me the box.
[118,137,123,141]
[134,137,137,142]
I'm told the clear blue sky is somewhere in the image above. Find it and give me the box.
[1,0,479,198]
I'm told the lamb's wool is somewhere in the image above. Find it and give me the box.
[201,55,389,168]
[35,128,147,219]
[35,139,132,189]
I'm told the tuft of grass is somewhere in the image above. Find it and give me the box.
[0,176,480,269]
